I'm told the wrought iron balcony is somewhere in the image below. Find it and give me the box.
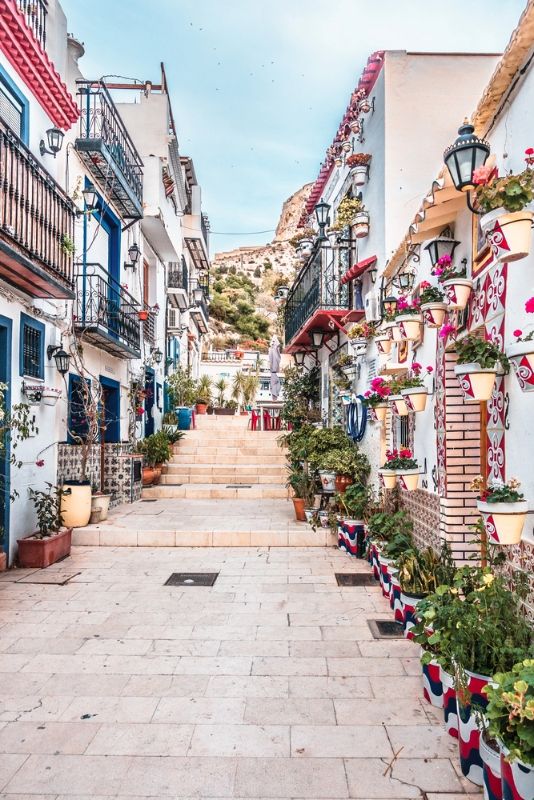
[0,118,75,298]
[74,263,141,358]
[143,306,156,345]
[284,246,350,349]
[167,258,189,310]
[16,0,47,49]
[75,81,143,220]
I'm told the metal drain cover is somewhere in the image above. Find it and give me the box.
[367,619,404,639]
[165,572,219,587]
[335,573,376,587]
[141,499,158,503]
[226,484,252,488]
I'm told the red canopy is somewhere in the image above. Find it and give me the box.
[340,255,377,285]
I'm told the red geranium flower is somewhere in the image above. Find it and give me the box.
[513,329,523,338]
[525,297,534,313]
[35,459,45,467]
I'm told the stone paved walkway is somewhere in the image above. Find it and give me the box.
[0,546,480,798]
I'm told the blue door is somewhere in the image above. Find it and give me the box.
[144,367,155,436]
[0,316,12,560]
[100,376,121,443]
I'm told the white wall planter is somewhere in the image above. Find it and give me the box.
[373,403,389,422]
[397,469,420,491]
[391,323,404,342]
[296,239,314,261]
[352,211,370,239]
[390,395,409,416]
[350,165,368,187]
[401,387,428,412]
[508,340,534,391]
[349,338,367,357]
[421,302,448,328]
[41,388,62,407]
[454,363,497,402]
[481,207,534,263]
[396,314,423,341]
[341,140,351,153]
[375,335,392,355]
[378,469,397,489]
[477,499,528,544]
[318,470,336,493]
[442,278,473,310]
[342,365,358,379]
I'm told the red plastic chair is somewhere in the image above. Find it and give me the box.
[263,410,272,431]
[250,410,259,431]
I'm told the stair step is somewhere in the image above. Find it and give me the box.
[171,454,285,465]
[141,483,288,499]
[72,527,334,548]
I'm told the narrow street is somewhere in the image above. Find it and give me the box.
[0,545,470,799]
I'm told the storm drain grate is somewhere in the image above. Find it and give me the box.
[335,573,376,587]
[226,484,252,489]
[165,572,219,587]
[367,619,404,639]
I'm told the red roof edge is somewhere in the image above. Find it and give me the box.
[340,255,377,285]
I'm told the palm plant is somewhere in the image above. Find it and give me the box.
[232,370,247,408]
[196,375,212,405]
[214,377,228,408]
[242,371,260,408]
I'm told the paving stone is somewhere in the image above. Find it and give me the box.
[0,720,100,754]
[86,722,194,756]
[234,756,349,797]
[244,697,336,725]
[188,723,290,757]
[291,724,392,758]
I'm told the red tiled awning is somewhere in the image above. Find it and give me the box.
[340,255,377,285]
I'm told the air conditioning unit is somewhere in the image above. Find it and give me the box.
[167,307,181,331]
[364,290,380,322]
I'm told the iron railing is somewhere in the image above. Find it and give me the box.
[75,81,143,219]
[16,0,47,49]
[168,258,188,292]
[74,263,141,356]
[0,117,75,295]
[284,246,349,345]
[143,306,156,344]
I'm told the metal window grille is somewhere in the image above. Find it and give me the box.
[22,324,42,378]
[399,415,410,448]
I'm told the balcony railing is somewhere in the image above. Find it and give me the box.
[284,247,349,345]
[75,81,143,220]
[16,0,47,50]
[74,263,141,358]
[168,259,188,292]
[0,118,75,298]
[143,306,156,345]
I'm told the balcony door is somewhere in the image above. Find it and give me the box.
[90,191,121,339]
[144,367,155,437]
[0,316,12,561]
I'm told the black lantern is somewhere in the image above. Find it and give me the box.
[382,296,398,317]
[368,265,378,284]
[397,272,415,291]
[82,184,98,212]
[310,329,326,348]
[193,285,204,304]
[444,121,490,193]
[424,237,459,268]
[39,127,64,158]
[293,351,306,367]
[314,199,331,239]
[47,345,70,375]
[128,243,141,265]
[151,347,163,364]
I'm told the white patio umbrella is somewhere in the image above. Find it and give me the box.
[268,335,281,400]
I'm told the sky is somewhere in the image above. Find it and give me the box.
[61,0,526,254]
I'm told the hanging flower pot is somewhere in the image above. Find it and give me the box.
[396,314,423,341]
[481,207,534,264]
[383,321,397,341]
[390,323,404,342]
[441,668,459,739]
[318,470,336,493]
[342,365,358,380]
[138,310,149,321]
[334,156,343,168]
[375,334,392,355]
[341,140,351,153]
[500,750,533,800]
[456,669,490,786]
[389,395,409,416]
[351,165,368,186]
[479,733,502,800]
[421,302,449,328]
[373,402,389,422]
[442,278,473,310]
[378,469,397,490]
[401,387,428,413]
[508,340,534,391]
[397,468,420,491]
[352,211,370,238]
[455,363,497,402]
[41,387,62,407]
[349,338,367,357]
[476,500,528,545]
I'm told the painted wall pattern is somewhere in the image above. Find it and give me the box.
[58,444,143,508]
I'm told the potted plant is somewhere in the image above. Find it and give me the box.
[474,155,534,263]
[396,546,446,639]
[328,448,370,493]
[336,196,369,238]
[90,482,112,524]
[307,426,356,493]
[290,228,316,261]
[138,309,149,321]
[162,410,179,436]
[195,375,212,414]
[242,372,260,411]
[386,447,420,490]
[432,254,473,310]
[419,281,449,328]
[286,465,315,521]
[347,321,376,356]
[400,363,433,413]
[395,297,423,341]
[151,430,172,483]
[483,659,534,800]
[167,368,197,429]
[378,530,414,600]
[363,377,391,422]
[336,352,357,381]
[455,335,510,402]
[388,376,410,416]
[18,483,71,568]
[336,483,371,558]
[41,386,62,407]
[375,329,393,355]
[378,451,399,490]
[508,299,534,391]
[346,152,372,186]
[471,475,529,545]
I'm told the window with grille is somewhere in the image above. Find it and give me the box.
[19,314,44,379]
[399,415,410,448]
[0,79,24,140]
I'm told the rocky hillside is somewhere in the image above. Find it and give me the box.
[208,183,311,349]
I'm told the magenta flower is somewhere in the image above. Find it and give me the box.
[439,323,457,339]
[525,297,534,313]
[35,459,44,467]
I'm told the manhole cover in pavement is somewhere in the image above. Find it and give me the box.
[164,573,219,587]
[226,484,252,488]
[367,619,404,639]
[141,499,158,502]
[335,573,376,587]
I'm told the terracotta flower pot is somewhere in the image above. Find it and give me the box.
[397,468,420,491]
[0,551,7,571]
[508,340,534,391]
[352,211,370,238]
[292,497,306,522]
[421,302,448,328]
[152,465,162,485]
[195,403,208,414]
[390,395,409,416]
[335,474,354,493]
[17,527,72,569]
[442,278,473,310]
[375,335,392,355]
[138,310,149,321]
[481,207,534,264]
[378,469,397,489]
[142,465,156,486]
[477,500,528,545]
[455,363,497,402]
[401,387,428,413]
[396,314,423,341]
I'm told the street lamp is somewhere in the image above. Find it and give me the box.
[47,345,71,375]
[396,271,415,292]
[293,351,306,367]
[151,347,163,364]
[314,199,331,240]
[310,329,326,348]
[368,265,378,284]
[193,285,204,304]
[82,184,98,212]
[382,295,398,317]
[39,127,64,158]
[444,121,490,193]
[424,237,459,268]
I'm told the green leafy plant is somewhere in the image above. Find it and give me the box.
[60,234,75,256]
[162,426,185,446]
[28,483,64,538]
[320,448,370,482]
[334,196,365,228]
[348,322,377,340]
[483,659,534,766]
[419,282,445,304]
[289,228,316,248]
[242,372,260,407]
[474,166,534,214]
[167,368,197,407]
[367,510,413,544]
[162,411,178,425]
[396,544,455,597]
[136,432,171,467]
[456,335,510,372]
[286,463,316,505]
[382,448,419,470]
[470,475,525,503]
[336,483,371,520]
[196,375,212,405]
[214,377,228,408]
[381,531,414,561]
[306,427,359,472]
